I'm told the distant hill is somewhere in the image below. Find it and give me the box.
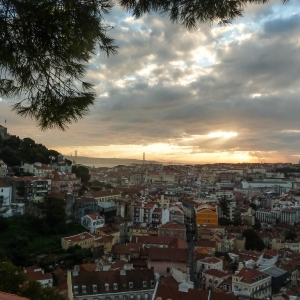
[64,156,157,167]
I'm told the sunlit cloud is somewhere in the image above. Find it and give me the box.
[1,1,300,164]
[207,132,238,138]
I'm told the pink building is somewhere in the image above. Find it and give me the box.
[147,248,188,276]
[45,171,81,196]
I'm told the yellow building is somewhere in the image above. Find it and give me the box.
[61,232,95,250]
[95,224,120,245]
[196,208,218,226]
[128,225,149,239]
[94,235,114,253]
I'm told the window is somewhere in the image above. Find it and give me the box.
[167,267,170,273]
[143,281,147,288]
[74,286,78,294]
[93,285,97,293]
[105,283,109,291]
[114,283,118,290]
[82,285,87,294]
[129,282,133,288]
[150,281,155,287]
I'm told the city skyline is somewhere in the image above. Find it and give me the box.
[1,0,300,164]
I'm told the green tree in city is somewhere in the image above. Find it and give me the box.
[219,196,229,218]
[0,216,9,231]
[21,280,63,300]
[285,230,297,241]
[243,229,265,251]
[0,260,26,295]
[44,197,67,228]
[232,212,243,226]
[0,0,288,130]
[72,165,91,184]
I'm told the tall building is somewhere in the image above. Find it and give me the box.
[0,124,10,140]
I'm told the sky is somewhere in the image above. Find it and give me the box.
[1,0,300,164]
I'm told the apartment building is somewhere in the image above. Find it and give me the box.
[67,268,155,300]
[232,268,272,299]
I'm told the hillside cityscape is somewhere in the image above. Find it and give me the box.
[2,126,300,299]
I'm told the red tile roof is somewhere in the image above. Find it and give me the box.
[62,232,94,243]
[86,213,102,220]
[234,268,270,284]
[26,270,52,281]
[155,284,239,300]
[75,197,96,204]
[48,192,66,199]
[198,257,221,264]
[0,180,11,188]
[172,211,183,216]
[111,245,135,255]
[203,269,228,278]
[148,248,188,262]
[159,222,185,230]
[71,269,155,295]
[80,263,97,272]
[0,292,28,300]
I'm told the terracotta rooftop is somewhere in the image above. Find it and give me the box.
[0,292,28,300]
[159,222,185,230]
[86,213,103,220]
[155,284,239,300]
[148,248,188,262]
[75,197,96,204]
[0,180,11,188]
[160,275,179,287]
[203,269,228,278]
[80,263,97,272]
[198,257,222,264]
[96,224,119,235]
[234,268,270,284]
[172,211,183,216]
[62,232,94,243]
[111,244,138,255]
[26,270,52,281]
[131,236,187,248]
[48,192,66,199]
[93,235,114,243]
[71,269,155,295]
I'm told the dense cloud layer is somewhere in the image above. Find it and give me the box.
[0,0,299,163]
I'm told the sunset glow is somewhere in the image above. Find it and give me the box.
[207,132,238,138]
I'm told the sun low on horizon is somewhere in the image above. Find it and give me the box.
[51,131,295,164]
